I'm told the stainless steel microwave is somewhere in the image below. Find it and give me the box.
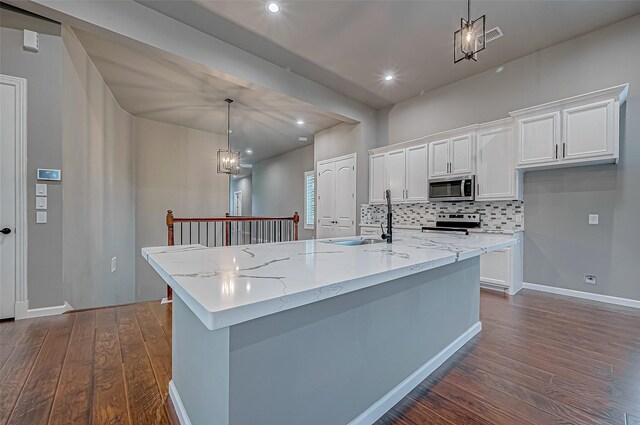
[428,175,475,202]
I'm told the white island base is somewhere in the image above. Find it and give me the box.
[169,258,482,425]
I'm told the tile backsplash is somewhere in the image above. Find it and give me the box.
[361,201,524,232]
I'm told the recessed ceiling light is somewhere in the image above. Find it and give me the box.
[297,119,305,125]
[266,2,280,13]
[384,74,394,81]
[496,66,504,73]
[246,149,253,154]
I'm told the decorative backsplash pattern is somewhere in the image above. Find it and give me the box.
[361,201,524,232]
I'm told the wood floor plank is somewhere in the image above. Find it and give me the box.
[0,318,52,425]
[91,308,129,425]
[48,311,96,425]
[116,305,168,425]
[6,314,75,425]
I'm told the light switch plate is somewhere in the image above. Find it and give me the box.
[36,197,47,210]
[36,211,47,224]
[36,184,47,196]
[588,214,599,225]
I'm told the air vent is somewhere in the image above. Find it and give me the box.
[298,136,308,142]
[478,26,503,45]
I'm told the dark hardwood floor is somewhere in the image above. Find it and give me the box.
[1,289,639,425]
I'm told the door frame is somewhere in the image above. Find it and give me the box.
[233,191,243,216]
[316,153,357,238]
[1,75,28,319]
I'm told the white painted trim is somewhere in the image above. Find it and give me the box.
[169,380,193,425]
[316,151,356,166]
[523,282,640,309]
[15,300,73,320]
[161,297,173,305]
[349,321,482,425]
[1,75,28,320]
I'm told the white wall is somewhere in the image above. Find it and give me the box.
[134,117,229,301]
[252,144,315,240]
[230,174,252,216]
[381,14,640,301]
[62,26,136,309]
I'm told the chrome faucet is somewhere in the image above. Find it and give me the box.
[380,189,392,243]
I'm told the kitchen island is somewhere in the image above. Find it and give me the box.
[143,231,517,425]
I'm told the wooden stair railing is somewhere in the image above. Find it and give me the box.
[164,210,300,300]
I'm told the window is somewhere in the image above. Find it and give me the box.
[304,171,315,230]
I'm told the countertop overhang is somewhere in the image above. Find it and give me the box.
[142,231,517,330]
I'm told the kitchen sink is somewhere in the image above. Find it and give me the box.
[322,238,386,246]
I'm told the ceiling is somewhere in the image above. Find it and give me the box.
[149,0,640,108]
[74,29,346,163]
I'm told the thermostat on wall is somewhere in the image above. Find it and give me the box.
[37,168,61,181]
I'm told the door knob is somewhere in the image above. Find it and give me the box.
[1,228,11,235]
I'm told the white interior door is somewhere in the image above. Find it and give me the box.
[429,139,449,178]
[233,191,242,216]
[333,157,356,238]
[385,149,406,202]
[1,78,19,319]
[316,162,336,239]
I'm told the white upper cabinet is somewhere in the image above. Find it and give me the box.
[405,145,428,202]
[385,149,407,202]
[516,111,561,166]
[368,144,428,203]
[369,153,385,203]
[428,139,449,178]
[563,99,615,161]
[428,134,474,179]
[476,120,522,201]
[512,84,627,171]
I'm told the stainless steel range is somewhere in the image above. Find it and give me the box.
[422,213,481,235]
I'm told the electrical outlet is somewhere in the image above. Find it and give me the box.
[111,257,117,273]
[585,274,596,285]
[588,214,599,225]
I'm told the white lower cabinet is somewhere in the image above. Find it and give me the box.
[480,232,523,295]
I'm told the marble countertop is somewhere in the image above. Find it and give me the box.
[142,230,517,330]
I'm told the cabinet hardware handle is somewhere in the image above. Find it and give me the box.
[477,183,480,194]
[563,142,566,158]
[555,145,558,159]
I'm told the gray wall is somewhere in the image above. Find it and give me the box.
[0,10,64,309]
[230,174,252,216]
[135,117,229,301]
[61,26,136,309]
[381,14,640,301]
[252,144,314,240]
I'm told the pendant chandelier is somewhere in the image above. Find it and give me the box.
[453,0,486,63]
[217,98,240,175]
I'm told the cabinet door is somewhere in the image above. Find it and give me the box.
[476,127,516,200]
[369,153,385,203]
[428,139,449,178]
[316,162,336,239]
[385,149,406,202]
[405,145,428,201]
[334,157,356,238]
[480,249,512,288]
[450,134,474,175]
[563,99,615,161]
[517,112,560,166]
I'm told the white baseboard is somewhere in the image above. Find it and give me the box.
[169,380,192,425]
[161,297,173,305]
[15,300,73,320]
[523,282,640,309]
[348,321,482,425]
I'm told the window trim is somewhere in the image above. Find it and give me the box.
[304,170,315,230]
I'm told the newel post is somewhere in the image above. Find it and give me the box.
[166,210,175,246]
[293,212,300,241]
